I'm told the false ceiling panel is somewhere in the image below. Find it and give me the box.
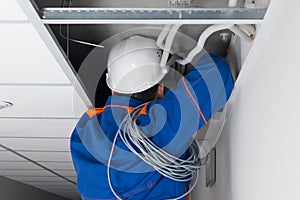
[0,161,75,174]
[28,180,75,186]
[0,119,77,138]
[0,150,27,161]
[38,162,75,170]
[0,147,78,199]
[0,86,86,118]
[34,183,78,192]
[0,169,55,176]
[0,0,27,21]
[0,161,41,170]
[7,175,71,183]
[53,170,77,177]
[0,138,70,152]
[20,151,73,162]
[0,23,70,84]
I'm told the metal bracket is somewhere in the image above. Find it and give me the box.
[205,148,216,188]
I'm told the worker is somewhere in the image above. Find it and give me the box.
[71,35,234,200]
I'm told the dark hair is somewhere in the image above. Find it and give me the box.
[115,84,159,102]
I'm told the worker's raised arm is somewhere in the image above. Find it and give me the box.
[141,53,234,157]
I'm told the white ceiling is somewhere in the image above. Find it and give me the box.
[0,1,89,199]
[0,0,27,21]
[0,24,70,84]
[0,138,70,151]
[0,119,77,137]
[0,86,86,118]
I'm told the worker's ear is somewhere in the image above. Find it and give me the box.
[111,90,115,95]
[157,84,165,99]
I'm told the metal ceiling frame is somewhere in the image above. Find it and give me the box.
[41,7,266,24]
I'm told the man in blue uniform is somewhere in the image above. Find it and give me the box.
[71,35,234,200]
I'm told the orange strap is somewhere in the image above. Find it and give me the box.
[185,186,189,200]
[185,194,189,200]
[86,108,104,118]
[181,77,207,124]
[86,104,148,118]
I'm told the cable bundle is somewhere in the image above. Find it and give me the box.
[108,103,204,200]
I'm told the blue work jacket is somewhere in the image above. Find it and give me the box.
[71,54,234,200]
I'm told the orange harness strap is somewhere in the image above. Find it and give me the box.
[86,104,148,118]
[181,77,207,124]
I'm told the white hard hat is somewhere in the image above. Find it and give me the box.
[106,35,167,94]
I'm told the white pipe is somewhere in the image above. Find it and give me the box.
[177,24,234,65]
[230,25,254,42]
[156,24,172,50]
[159,24,182,72]
[237,24,256,36]
[228,0,238,7]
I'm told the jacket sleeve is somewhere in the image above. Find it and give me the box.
[142,54,234,156]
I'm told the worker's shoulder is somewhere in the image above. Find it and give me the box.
[73,109,100,130]
[85,108,104,119]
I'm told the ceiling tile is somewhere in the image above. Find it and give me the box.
[38,162,75,170]
[7,175,68,182]
[52,170,77,177]
[20,151,73,162]
[65,176,77,183]
[0,138,70,151]
[0,161,41,170]
[0,86,87,118]
[35,184,77,190]
[0,151,26,161]
[0,24,71,84]
[0,169,54,176]
[0,1,27,21]
[0,119,78,138]
[26,181,73,186]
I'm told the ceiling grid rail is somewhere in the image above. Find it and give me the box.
[0,144,76,185]
[41,7,267,24]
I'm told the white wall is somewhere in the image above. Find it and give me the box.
[227,0,300,199]
[193,0,300,199]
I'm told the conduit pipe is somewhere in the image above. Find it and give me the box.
[237,24,256,37]
[156,24,172,49]
[230,25,254,42]
[177,24,234,65]
[159,24,182,72]
[176,24,255,65]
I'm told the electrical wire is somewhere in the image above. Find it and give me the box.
[107,102,206,200]
[59,0,104,55]
[59,30,105,49]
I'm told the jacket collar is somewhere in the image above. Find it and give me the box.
[105,95,145,108]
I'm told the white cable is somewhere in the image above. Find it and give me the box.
[120,105,200,181]
[60,33,105,48]
[59,0,104,50]
[107,125,123,199]
[108,103,205,200]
